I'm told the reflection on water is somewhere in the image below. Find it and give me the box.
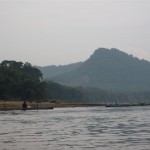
[0,106,150,150]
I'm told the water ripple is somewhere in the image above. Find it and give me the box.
[0,106,150,150]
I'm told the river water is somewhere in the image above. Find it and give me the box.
[0,106,150,150]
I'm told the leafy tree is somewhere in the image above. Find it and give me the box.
[0,60,46,101]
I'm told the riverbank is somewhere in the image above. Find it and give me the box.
[1,100,150,111]
[0,100,104,111]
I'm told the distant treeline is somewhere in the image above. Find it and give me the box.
[47,81,150,104]
[0,60,150,104]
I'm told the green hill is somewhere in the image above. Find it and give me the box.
[49,48,150,91]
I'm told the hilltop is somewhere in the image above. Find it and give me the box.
[39,48,150,91]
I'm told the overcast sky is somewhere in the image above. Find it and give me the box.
[0,0,150,66]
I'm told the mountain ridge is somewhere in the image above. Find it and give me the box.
[38,48,150,91]
[37,62,82,79]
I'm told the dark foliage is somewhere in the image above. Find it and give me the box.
[46,81,150,104]
[0,60,46,100]
[46,81,84,103]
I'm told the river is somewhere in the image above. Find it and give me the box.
[0,106,150,150]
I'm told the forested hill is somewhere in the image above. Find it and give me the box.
[1,59,150,104]
[48,48,150,91]
[37,62,82,79]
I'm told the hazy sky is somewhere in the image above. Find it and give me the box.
[0,0,150,66]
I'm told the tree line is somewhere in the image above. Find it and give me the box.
[46,82,150,104]
[0,60,46,101]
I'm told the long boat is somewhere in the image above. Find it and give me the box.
[105,103,150,107]
[105,104,133,107]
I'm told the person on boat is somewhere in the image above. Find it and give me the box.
[22,101,27,110]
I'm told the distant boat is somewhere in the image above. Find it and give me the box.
[105,104,132,107]
[105,103,149,107]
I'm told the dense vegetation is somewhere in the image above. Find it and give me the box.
[1,59,150,104]
[41,48,150,91]
[0,60,46,101]
[46,81,150,104]
[46,81,83,103]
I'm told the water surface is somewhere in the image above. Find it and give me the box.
[0,106,150,150]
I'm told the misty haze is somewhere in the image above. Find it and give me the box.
[0,0,150,150]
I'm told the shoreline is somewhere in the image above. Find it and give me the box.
[0,100,104,111]
[0,100,150,111]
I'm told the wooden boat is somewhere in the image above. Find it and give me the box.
[105,104,132,107]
